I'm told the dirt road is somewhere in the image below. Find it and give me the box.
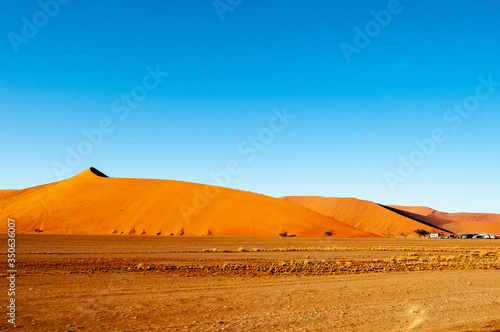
[1,235,499,331]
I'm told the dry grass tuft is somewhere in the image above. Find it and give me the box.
[479,250,490,257]
[430,255,440,262]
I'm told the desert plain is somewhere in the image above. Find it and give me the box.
[1,235,499,331]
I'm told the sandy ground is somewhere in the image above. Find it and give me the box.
[1,235,500,331]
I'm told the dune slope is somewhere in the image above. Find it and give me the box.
[282,196,452,237]
[0,168,374,237]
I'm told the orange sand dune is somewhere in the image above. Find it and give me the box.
[389,205,500,224]
[0,190,16,195]
[281,196,450,237]
[389,205,500,235]
[0,168,374,237]
[440,220,500,235]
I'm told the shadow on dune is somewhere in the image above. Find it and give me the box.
[378,204,454,234]
[90,167,109,178]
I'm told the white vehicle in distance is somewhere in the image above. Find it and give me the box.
[475,234,499,239]
[428,233,440,239]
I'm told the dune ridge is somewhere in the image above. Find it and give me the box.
[0,168,374,237]
[378,205,453,233]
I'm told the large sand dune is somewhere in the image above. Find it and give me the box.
[0,168,373,237]
[281,196,453,237]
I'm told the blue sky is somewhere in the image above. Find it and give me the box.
[1,0,499,213]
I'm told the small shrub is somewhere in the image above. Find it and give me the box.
[279,231,288,237]
[324,231,333,237]
[414,229,430,238]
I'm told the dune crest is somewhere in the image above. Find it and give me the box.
[0,168,374,237]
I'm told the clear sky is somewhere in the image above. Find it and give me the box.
[1,0,499,213]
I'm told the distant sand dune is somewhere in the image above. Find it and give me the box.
[389,205,500,224]
[282,197,500,236]
[0,168,374,237]
[282,196,455,237]
[389,205,500,235]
